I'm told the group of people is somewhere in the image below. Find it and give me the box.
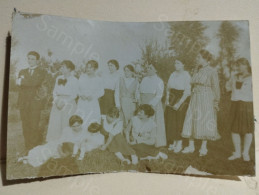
[16,48,254,168]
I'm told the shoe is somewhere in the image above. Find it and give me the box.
[158,152,168,160]
[174,143,182,153]
[199,148,208,157]
[242,153,250,162]
[122,159,131,165]
[168,146,174,151]
[228,152,241,160]
[168,142,176,151]
[140,156,154,161]
[131,155,139,165]
[18,157,24,163]
[182,146,195,154]
[78,156,84,161]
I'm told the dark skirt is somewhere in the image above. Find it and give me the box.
[99,89,115,115]
[165,89,190,143]
[229,100,254,135]
[107,133,135,155]
[131,143,159,158]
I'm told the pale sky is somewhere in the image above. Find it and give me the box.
[11,13,250,74]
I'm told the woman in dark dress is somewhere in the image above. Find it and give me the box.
[99,59,121,115]
[165,60,191,153]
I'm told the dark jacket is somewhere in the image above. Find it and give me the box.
[17,66,47,110]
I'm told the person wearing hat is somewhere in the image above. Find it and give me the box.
[139,64,167,147]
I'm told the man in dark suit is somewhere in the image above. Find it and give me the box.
[17,51,47,151]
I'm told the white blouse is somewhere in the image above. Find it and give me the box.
[84,131,105,152]
[53,75,79,102]
[226,75,253,102]
[131,116,156,145]
[167,71,191,96]
[101,115,123,136]
[139,74,164,107]
[78,74,104,99]
[58,126,86,145]
[103,71,121,90]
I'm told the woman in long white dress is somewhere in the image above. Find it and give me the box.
[46,60,79,142]
[77,60,104,127]
[139,64,167,147]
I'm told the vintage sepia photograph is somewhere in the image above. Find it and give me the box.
[6,11,255,179]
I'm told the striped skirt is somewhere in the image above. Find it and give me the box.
[182,86,220,140]
[229,100,254,135]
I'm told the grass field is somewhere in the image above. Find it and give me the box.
[6,91,255,180]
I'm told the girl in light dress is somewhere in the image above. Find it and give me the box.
[125,104,168,161]
[99,59,121,115]
[226,58,254,161]
[165,60,191,153]
[139,64,167,147]
[115,64,139,127]
[77,60,104,127]
[100,107,139,165]
[46,60,79,142]
[181,49,221,156]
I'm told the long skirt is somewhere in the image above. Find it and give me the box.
[182,86,220,140]
[46,99,77,142]
[229,100,254,135]
[120,96,137,127]
[131,143,159,158]
[165,89,190,143]
[99,89,115,115]
[107,133,136,155]
[140,93,167,147]
[76,98,101,127]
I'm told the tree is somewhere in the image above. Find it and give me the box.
[217,21,240,97]
[132,40,174,83]
[168,21,208,72]
[217,21,239,66]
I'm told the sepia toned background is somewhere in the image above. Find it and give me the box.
[0,0,259,194]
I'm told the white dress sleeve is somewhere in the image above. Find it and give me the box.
[149,76,164,107]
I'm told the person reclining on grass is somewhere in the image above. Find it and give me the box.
[18,115,87,166]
